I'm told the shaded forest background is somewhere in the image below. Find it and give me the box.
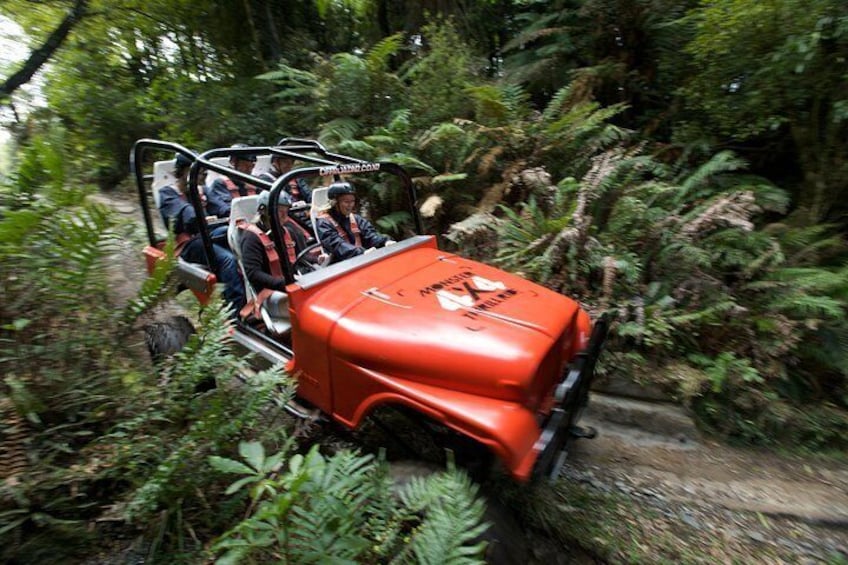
[1,0,847,562]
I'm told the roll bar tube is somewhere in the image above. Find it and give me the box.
[267,160,422,286]
[132,139,422,286]
[131,139,200,248]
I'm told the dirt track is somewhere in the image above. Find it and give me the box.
[545,401,848,563]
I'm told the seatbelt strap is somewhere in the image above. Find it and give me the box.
[322,212,362,247]
[238,221,283,277]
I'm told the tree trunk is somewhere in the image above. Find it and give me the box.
[263,1,282,63]
[790,105,846,225]
[376,0,391,37]
[0,0,88,100]
[241,0,266,71]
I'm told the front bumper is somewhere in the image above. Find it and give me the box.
[531,314,609,481]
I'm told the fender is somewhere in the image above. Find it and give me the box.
[332,363,543,481]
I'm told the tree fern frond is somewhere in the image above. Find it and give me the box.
[37,202,117,306]
[730,176,790,213]
[363,134,399,151]
[377,153,436,175]
[673,150,747,204]
[318,118,362,146]
[505,56,561,88]
[366,33,405,73]
[771,294,844,319]
[397,467,488,565]
[286,450,376,563]
[259,64,319,91]
[0,207,45,257]
[387,109,412,135]
[669,299,740,325]
[465,84,529,126]
[334,139,377,160]
[502,10,568,52]
[659,240,713,270]
[417,122,467,151]
[766,267,848,293]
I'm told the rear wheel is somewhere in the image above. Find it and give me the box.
[144,315,195,364]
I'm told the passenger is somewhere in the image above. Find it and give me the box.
[206,144,258,218]
[316,181,394,263]
[239,191,311,292]
[158,153,246,310]
[257,153,313,234]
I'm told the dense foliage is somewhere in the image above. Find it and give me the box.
[0,140,489,562]
[1,0,847,560]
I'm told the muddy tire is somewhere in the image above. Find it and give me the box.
[387,461,529,565]
[144,315,195,364]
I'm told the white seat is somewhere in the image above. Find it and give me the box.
[228,195,262,306]
[252,155,272,178]
[310,187,330,243]
[227,195,291,335]
[204,157,233,190]
[152,159,177,209]
[227,195,261,269]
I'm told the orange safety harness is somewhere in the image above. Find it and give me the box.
[223,177,257,199]
[236,220,297,320]
[320,212,362,247]
[237,221,297,272]
[287,217,313,240]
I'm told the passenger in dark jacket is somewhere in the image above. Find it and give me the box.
[256,153,313,231]
[240,191,310,292]
[316,181,392,263]
[158,153,245,310]
[206,144,259,218]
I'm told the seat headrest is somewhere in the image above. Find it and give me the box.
[152,159,177,208]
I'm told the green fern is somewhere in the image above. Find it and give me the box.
[394,466,488,565]
[465,84,530,126]
[212,445,488,564]
[672,150,747,205]
[366,33,405,73]
[120,240,177,327]
[318,117,363,146]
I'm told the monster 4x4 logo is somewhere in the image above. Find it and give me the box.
[435,276,509,311]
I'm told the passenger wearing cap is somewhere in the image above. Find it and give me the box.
[206,143,259,218]
[256,153,315,240]
[239,191,311,292]
[158,153,246,310]
[316,181,393,263]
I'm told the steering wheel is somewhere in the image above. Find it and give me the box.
[292,241,324,275]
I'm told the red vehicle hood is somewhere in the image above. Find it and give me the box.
[290,241,582,406]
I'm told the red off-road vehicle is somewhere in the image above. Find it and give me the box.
[131,138,608,482]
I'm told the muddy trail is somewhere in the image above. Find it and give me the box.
[531,398,848,563]
[97,190,848,564]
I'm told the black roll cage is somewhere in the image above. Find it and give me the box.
[130,138,422,286]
